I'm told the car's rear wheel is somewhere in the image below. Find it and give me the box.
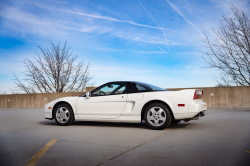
[54,104,74,126]
[144,103,171,130]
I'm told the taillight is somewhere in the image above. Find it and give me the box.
[193,90,203,100]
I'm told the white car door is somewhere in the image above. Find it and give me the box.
[76,82,127,119]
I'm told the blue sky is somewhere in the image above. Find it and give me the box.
[0,0,249,93]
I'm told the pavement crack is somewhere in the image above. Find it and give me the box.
[6,140,42,159]
[95,128,177,166]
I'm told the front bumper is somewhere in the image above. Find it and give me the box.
[44,105,53,119]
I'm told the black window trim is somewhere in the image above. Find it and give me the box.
[89,82,127,97]
[80,81,166,97]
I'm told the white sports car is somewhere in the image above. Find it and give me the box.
[44,81,207,130]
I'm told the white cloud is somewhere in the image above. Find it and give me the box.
[0,6,71,36]
[211,0,249,14]
[0,3,182,46]
[109,29,181,46]
[79,26,113,34]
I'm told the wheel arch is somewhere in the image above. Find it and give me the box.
[52,101,75,120]
[141,100,175,121]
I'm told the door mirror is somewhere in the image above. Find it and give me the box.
[86,92,91,99]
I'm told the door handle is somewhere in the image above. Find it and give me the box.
[122,96,123,98]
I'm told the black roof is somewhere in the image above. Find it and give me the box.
[106,81,147,84]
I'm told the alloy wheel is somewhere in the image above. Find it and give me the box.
[56,107,70,123]
[147,106,166,127]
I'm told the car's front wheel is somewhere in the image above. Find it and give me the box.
[144,103,172,130]
[54,104,74,126]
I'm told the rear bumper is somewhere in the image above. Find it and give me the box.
[189,100,207,113]
[186,101,207,120]
[174,101,207,120]
[183,110,205,122]
[192,110,205,119]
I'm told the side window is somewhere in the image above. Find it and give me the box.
[136,84,147,91]
[132,83,151,92]
[91,83,126,96]
[115,86,126,94]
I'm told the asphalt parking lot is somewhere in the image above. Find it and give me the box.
[0,108,250,166]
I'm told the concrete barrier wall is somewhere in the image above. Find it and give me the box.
[167,86,250,108]
[0,86,249,108]
[0,87,96,108]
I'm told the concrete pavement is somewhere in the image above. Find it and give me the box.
[0,107,249,166]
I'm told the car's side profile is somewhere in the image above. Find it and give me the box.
[44,81,207,130]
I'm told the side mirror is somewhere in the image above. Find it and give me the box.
[86,92,91,99]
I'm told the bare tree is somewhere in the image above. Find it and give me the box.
[14,40,94,93]
[203,5,250,86]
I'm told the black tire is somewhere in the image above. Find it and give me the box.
[144,103,172,130]
[171,120,181,124]
[54,104,74,126]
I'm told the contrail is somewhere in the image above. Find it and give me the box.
[30,1,172,31]
[147,35,166,53]
[157,46,166,53]
[138,0,171,54]
[166,0,202,34]
[97,47,166,54]
[62,10,171,31]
